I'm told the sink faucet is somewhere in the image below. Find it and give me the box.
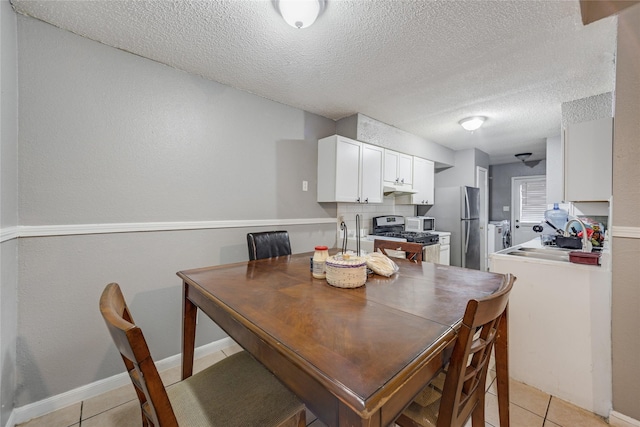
[564,218,593,253]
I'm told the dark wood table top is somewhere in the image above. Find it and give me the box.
[178,252,506,426]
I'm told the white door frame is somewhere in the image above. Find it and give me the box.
[476,166,488,271]
[511,175,546,246]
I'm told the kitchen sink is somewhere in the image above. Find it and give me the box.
[504,246,571,262]
[517,247,573,254]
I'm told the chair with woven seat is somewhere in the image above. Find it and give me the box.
[395,273,516,427]
[100,283,306,427]
[247,230,292,261]
[373,239,424,262]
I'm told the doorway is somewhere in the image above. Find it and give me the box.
[511,175,546,246]
[476,166,488,270]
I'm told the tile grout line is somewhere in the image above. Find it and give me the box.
[542,395,553,426]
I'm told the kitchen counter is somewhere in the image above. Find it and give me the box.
[490,237,611,271]
[489,237,612,416]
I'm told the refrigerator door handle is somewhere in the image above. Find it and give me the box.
[463,187,470,219]
[462,221,470,268]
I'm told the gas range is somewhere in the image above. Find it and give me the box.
[370,215,440,246]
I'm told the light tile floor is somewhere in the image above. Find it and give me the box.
[17,345,611,427]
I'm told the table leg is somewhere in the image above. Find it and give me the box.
[495,305,510,426]
[182,281,197,380]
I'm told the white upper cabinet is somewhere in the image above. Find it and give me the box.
[360,143,385,204]
[397,156,435,205]
[564,117,613,202]
[317,135,383,203]
[384,149,413,186]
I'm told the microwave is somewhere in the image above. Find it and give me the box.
[405,216,436,232]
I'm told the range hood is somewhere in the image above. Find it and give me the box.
[383,183,418,196]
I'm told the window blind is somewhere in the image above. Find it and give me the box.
[519,179,547,223]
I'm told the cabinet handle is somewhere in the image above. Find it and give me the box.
[356,197,361,203]
[401,178,404,183]
[365,198,369,203]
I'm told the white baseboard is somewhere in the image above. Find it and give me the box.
[3,411,16,427]
[9,337,236,426]
[610,410,640,427]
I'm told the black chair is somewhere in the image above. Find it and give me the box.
[247,231,292,261]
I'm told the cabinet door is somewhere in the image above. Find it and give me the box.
[361,144,384,204]
[439,244,450,265]
[411,157,435,205]
[383,150,400,183]
[398,153,413,185]
[564,117,613,202]
[335,138,362,202]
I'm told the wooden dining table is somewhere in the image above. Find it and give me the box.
[178,252,510,427]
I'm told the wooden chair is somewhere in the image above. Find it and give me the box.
[373,239,424,262]
[395,274,516,427]
[247,231,292,261]
[99,283,306,427]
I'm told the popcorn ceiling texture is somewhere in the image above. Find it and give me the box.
[561,92,613,128]
[12,0,617,164]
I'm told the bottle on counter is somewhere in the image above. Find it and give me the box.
[312,246,329,279]
[545,203,568,230]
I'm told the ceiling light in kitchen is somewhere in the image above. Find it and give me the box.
[459,116,486,131]
[277,0,323,29]
[515,152,532,163]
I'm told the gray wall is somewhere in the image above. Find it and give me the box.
[0,0,19,425]
[611,5,640,421]
[12,15,337,407]
[489,160,547,221]
[434,148,489,188]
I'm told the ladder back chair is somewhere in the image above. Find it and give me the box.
[99,283,306,427]
[373,239,424,262]
[396,273,516,427]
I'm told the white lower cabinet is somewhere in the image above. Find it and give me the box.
[434,232,450,265]
[317,135,383,203]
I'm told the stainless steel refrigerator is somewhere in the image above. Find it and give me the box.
[418,186,480,269]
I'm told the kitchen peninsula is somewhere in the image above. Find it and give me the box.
[489,239,612,417]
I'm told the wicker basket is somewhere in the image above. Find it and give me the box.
[325,255,367,288]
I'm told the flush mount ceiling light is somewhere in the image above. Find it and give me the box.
[459,116,487,131]
[277,0,324,29]
[515,152,532,163]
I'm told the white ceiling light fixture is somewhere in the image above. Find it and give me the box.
[277,0,324,29]
[459,116,487,132]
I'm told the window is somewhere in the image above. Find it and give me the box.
[518,178,547,223]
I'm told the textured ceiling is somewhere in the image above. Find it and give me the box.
[11,0,618,164]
